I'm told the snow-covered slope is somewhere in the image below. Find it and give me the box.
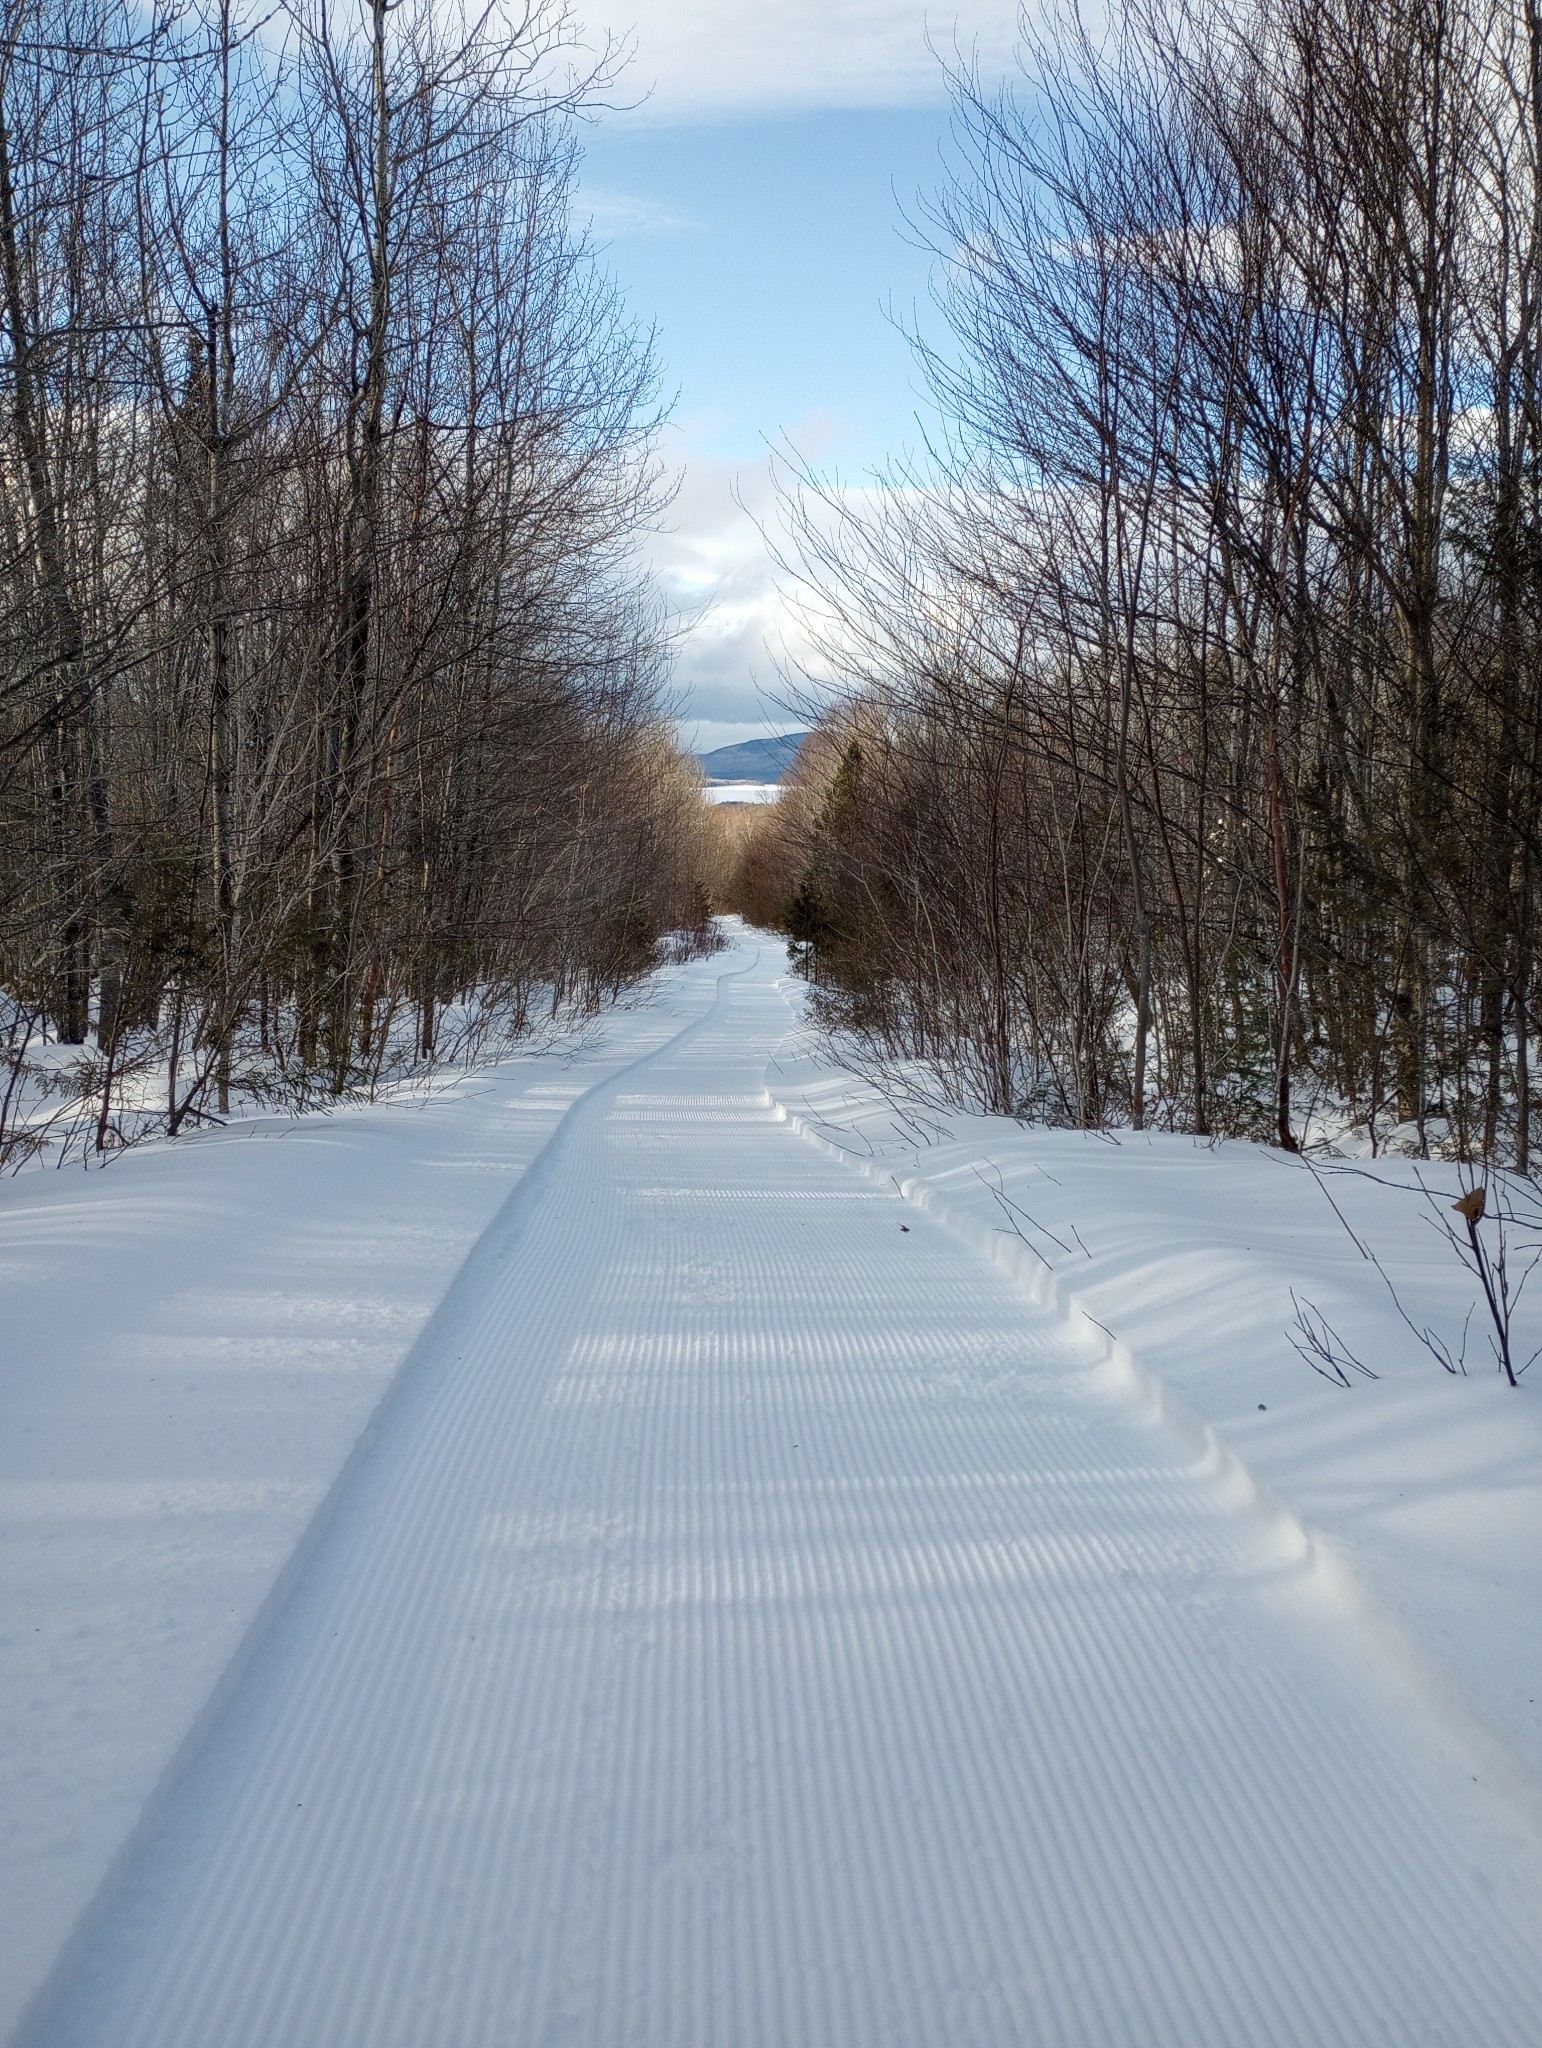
[4,929,1540,2045]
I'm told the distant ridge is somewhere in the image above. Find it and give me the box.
[696,731,810,785]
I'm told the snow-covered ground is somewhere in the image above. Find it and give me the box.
[703,780,781,804]
[765,1046,1542,1785]
[0,984,594,1171]
[0,975,712,2044]
[3,926,1539,2045]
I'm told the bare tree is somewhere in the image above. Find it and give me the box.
[767,0,1542,1172]
[0,0,707,1166]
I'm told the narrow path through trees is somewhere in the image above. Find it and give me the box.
[20,939,1542,2047]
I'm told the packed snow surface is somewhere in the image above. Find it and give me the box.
[3,928,1540,2045]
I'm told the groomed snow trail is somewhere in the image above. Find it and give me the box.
[21,941,1541,2048]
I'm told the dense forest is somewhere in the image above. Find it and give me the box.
[739,0,1542,1166]
[0,0,708,1164]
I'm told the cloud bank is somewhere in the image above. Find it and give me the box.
[586,2,1022,123]
[645,425,808,750]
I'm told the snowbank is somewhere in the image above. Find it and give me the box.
[766,1023,1542,1786]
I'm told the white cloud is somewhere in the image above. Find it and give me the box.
[646,419,838,746]
[583,189,703,238]
[567,9,1026,732]
[584,2,1022,123]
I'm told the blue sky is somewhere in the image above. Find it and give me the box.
[573,4,1022,752]
[581,110,953,469]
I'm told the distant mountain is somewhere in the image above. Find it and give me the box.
[696,732,811,785]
